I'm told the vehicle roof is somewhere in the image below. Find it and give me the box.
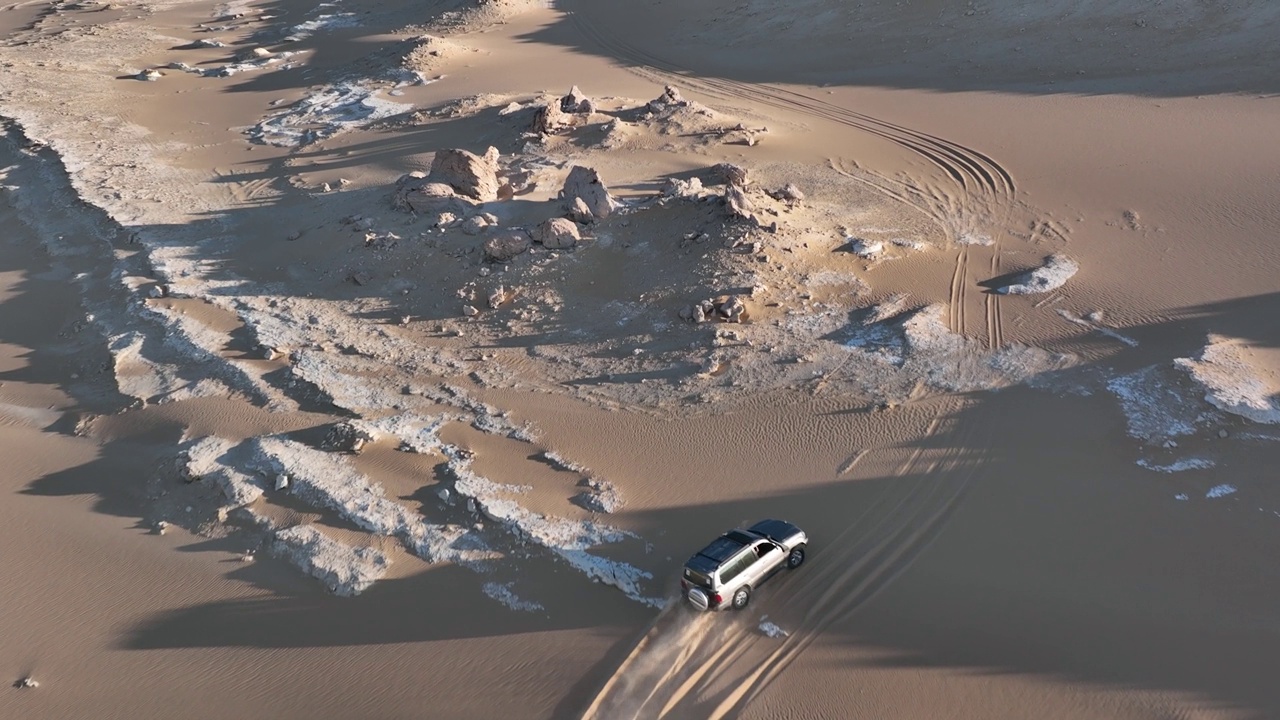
[748,519,801,540]
[690,530,759,566]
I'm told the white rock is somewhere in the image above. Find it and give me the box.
[1176,337,1280,424]
[758,617,789,638]
[1206,483,1237,499]
[271,525,390,596]
[847,238,884,259]
[998,254,1079,295]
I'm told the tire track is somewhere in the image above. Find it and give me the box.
[698,405,987,718]
[950,247,968,336]
[563,0,1033,350]
[829,157,962,239]
[579,400,987,719]
[986,249,1004,350]
[562,1,1014,210]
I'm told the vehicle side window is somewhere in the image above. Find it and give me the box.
[718,551,757,584]
[754,542,776,558]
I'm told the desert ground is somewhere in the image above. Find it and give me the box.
[2,0,1279,718]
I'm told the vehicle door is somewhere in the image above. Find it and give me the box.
[743,540,785,585]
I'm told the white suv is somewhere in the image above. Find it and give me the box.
[680,519,808,611]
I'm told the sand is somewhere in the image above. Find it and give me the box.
[2,0,1279,718]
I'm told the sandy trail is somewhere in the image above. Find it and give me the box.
[580,398,989,718]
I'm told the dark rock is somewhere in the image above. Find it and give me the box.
[483,230,531,261]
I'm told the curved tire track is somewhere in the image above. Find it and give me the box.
[563,0,1032,351]
[563,0,1014,209]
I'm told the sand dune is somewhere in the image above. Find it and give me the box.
[2,0,1279,717]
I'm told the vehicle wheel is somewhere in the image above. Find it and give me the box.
[786,546,806,570]
[731,586,751,610]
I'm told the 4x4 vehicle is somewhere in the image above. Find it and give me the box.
[680,519,808,611]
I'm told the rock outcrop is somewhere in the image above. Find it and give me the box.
[561,166,619,221]
[647,85,688,113]
[531,103,570,135]
[660,177,703,199]
[428,147,501,201]
[393,174,478,218]
[560,85,595,114]
[573,479,623,513]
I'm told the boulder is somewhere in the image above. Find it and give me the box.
[566,196,594,224]
[393,175,477,217]
[483,230,531,261]
[561,166,619,221]
[532,217,580,249]
[462,215,493,235]
[560,85,595,114]
[714,162,749,187]
[428,147,501,201]
[716,295,748,323]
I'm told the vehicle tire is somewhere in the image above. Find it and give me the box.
[731,586,751,610]
[786,546,806,570]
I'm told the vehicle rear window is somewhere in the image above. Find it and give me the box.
[684,568,713,588]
